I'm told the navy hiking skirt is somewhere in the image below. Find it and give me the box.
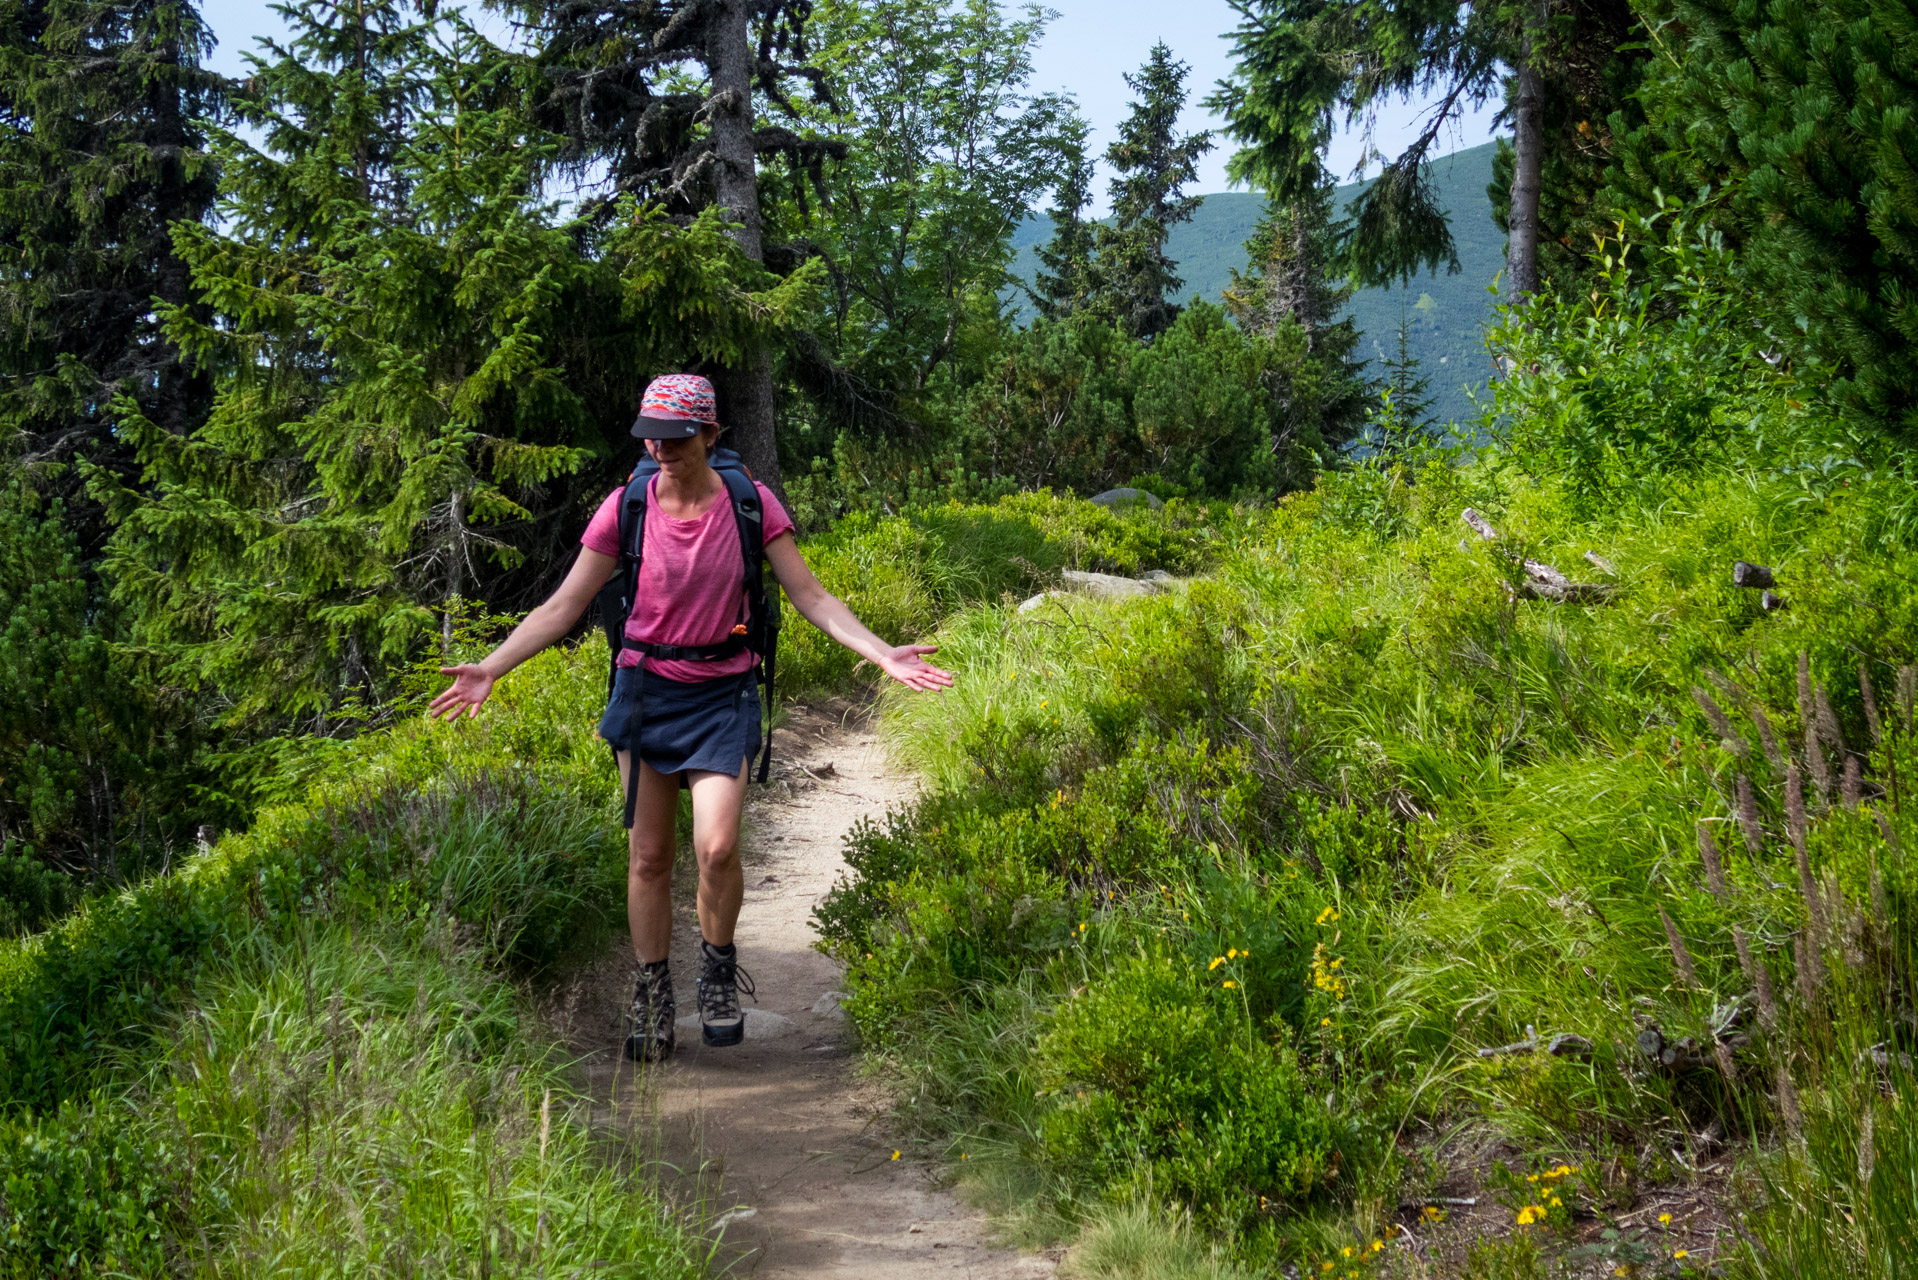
[597,665,762,782]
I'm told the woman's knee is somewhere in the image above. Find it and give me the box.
[691,830,739,874]
[628,835,675,883]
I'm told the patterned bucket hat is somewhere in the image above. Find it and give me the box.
[632,373,718,438]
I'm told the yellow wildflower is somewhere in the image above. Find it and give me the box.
[1370,1240,1384,1252]
[1341,1247,1355,1259]
[1321,1016,1332,1026]
[891,1150,901,1161]
[1208,956,1226,970]
[1223,980,1238,989]
[1673,1250,1688,1260]
[1316,906,1339,925]
[1658,1213,1672,1226]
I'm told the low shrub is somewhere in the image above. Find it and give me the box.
[0,1099,178,1279]
[1037,953,1334,1226]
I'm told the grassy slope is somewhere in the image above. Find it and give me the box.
[815,459,1918,1270]
[0,641,714,1277]
[1007,141,1505,425]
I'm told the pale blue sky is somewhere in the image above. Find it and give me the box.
[195,0,1503,213]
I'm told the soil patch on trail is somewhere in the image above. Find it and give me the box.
[548,701,1056,1279]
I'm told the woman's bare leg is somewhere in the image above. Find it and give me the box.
[686,759,751,946]
[621,752,683,964]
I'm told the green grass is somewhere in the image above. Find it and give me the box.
[0,638,696,1274]
[816,441,1918,1272]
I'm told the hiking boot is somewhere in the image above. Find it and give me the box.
[695,939,756,1047]
[624,960,675,1062]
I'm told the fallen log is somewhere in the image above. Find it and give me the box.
[1460,509,1619,604]
[1476,1029,1595,1060]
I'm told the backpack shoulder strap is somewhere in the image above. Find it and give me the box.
[713,462,775,782]
[619,469,653,567]
[714,465,764,563]
[598,470,651,690]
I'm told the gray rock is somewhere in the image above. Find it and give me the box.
[1017,589,1068,613]
[1141,570,1175,585]
[1088,486,1164,511]
[1061,569,1154,600]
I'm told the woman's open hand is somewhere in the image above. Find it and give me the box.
[429,664,496,720]
[875,644,954,692]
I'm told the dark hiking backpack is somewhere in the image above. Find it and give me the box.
[595,446,779,786]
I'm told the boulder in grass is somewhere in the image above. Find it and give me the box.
[1017,590,1068,614]
[1088,486,1163,511]
[1061,569,1157,600]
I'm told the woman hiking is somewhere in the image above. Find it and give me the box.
[429,373,952,1060]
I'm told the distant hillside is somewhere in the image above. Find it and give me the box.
[1007,140,1505,425]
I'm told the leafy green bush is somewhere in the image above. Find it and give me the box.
[1488,199,1805,512]
[0,635,693,1273]
[0,1099,177,1279]
[1037,953,1333,1226]
[817,227,1918,1263]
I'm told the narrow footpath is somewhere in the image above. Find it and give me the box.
[550,703,1057,1279]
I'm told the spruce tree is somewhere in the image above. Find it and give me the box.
[1031,116,1098,321]
[1371,301,1435,454]
[1208,0,1646,296]
[96,0,817,718]
[0,0,224,547]
[0,486,217,880]
[1222,184,1371,459]
[1092,42,1213,341]
[510,0,842,494]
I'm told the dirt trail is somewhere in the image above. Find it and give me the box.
[551,703,1057,1279]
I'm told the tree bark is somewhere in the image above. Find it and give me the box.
[1507,25,1544,300]
[706,0,784,498]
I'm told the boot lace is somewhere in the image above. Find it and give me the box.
[697,951,756,1022]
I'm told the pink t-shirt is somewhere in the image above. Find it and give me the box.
[581,476,795,682]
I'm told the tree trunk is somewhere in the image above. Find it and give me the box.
[1507,27,1545,300]
[706,0,784,498]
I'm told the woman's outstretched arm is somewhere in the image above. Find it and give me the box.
[429,546,621,719]
[763,533,953,692]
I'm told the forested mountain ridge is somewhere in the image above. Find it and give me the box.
[1008,141,1504,423]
